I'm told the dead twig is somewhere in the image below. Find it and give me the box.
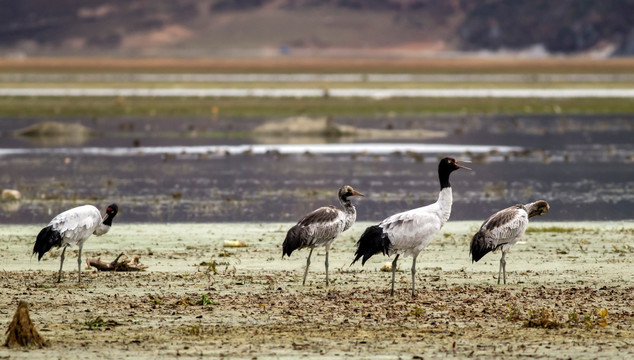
[86,253,148,272]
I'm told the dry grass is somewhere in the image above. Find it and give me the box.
[2,57,634,74]
[1,96,633,117]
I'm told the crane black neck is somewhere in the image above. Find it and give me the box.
[439,168,452,190]
[340,197,359,215]
[103,216,114,226]
[339,195,353,207]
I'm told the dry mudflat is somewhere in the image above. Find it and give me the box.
[1,221,633,359]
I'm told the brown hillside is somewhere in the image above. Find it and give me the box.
[0,0,632,57]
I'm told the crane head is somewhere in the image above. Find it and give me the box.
[106,203,119,218]
[440,157,472,172]
[339,185,365,202]
[528,200,550,218]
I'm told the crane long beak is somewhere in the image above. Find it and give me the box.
[456,160,472,171]
[102,213,109,221]
[351,190,365,197]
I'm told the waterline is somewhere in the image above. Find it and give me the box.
[1,88,632,98]
[0,143,521,157]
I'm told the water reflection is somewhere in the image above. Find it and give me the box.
[0,115,631,223]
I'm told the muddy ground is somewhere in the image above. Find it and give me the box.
[1,221,633,359]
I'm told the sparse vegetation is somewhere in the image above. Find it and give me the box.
[524,308,562,329]
[148,295,163,307]
[200,260,218,275]
[176,297,193,306]
[84,317,106,329]
[525,226,592,233]
[409,306,425,318]
[198,294,212,306]
[1,97,632,117]
[187,325,201,336]
[612,244,634,254]
[1,58,633,74]
[505,304,522,322]
[0,222,631,358]
[506,306,611,331]
[84,316,120,330]
[567,308,609,330]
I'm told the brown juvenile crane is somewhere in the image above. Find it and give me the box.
[470,200,550,284]
[283,185,364,286]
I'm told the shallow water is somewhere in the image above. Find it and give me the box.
[0,114,632,223]
[2,87,634,98]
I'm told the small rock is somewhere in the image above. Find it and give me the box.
[1,189,21,201]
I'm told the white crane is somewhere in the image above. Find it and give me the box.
[352,157,470,296]
[283,185,364,286]
[470,200,550,284]
[33,203,119,283]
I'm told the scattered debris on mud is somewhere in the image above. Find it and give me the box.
[0,222,632,358]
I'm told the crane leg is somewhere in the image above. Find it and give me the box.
[57,245,68,283]
[325,245,330,287]
[502,251,507,285]
[411,255,417,297]
[77,245,83,283]
[390,254,400,297]
[302,247,314,286]
[498,252,507,285]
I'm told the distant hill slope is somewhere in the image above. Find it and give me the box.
[1,0,632,57]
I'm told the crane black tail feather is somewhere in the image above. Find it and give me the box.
[352,225,391,265]
[282,225,304,257]
[33,225,62,261]
[470,231,492,263]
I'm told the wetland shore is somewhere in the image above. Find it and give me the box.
[1,221,632,359]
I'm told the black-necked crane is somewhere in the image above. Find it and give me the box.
[352,157,470,297]
[470,200,550,284]
[33,203,119,282]
[283,185,364,286]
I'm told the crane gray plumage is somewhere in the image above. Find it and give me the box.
[33,203,119,283]
[470,200,550,284]
[283,185,364,286]
[352,157,470,297]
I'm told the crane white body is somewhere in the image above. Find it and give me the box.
[353,157,469,297]
[34,203,118,282]
[49,205,111,246]
[380,188,452,258]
